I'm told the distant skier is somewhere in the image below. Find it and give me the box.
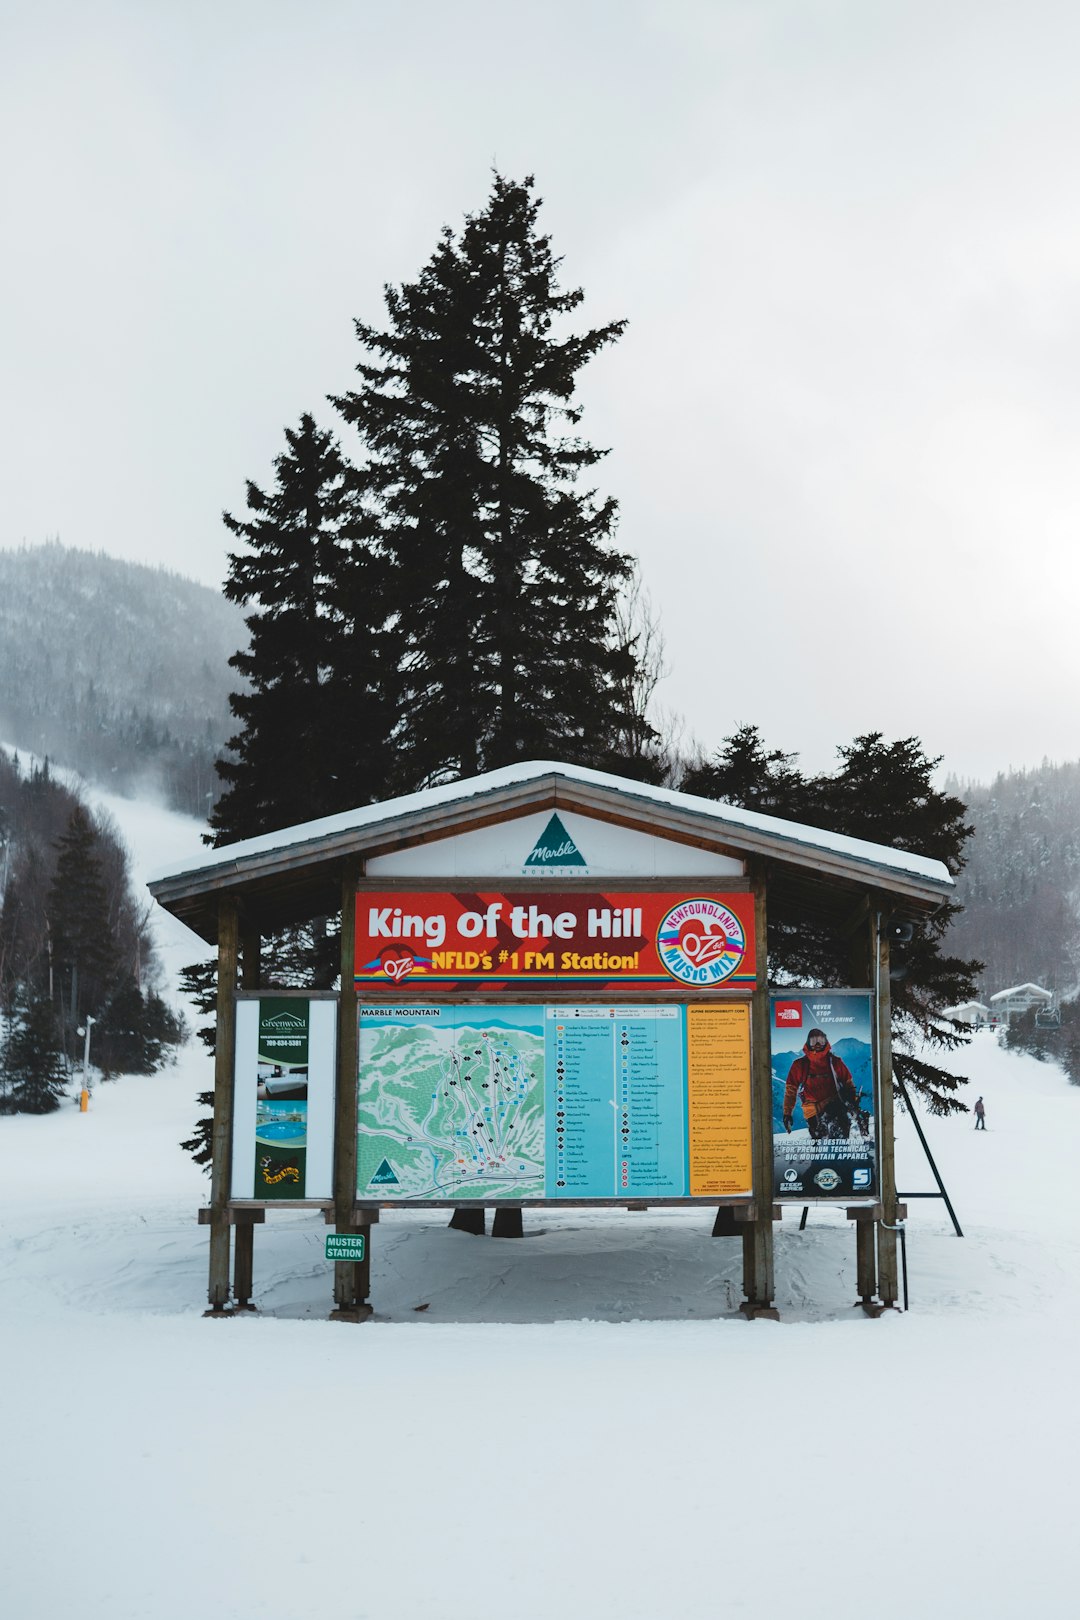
[974,1096,986,1130]
[783,1028,866,1140]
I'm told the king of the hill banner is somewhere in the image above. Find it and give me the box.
[354,891,756,991]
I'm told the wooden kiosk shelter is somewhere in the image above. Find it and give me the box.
[148,761,953,1320]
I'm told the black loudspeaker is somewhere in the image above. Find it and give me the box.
[890,920,915,945]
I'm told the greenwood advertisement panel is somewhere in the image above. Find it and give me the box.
[231,996,337,1201]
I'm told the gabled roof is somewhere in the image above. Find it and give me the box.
[989,983,1052,1003]
[148,759,954,944]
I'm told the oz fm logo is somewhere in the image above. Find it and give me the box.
[656,899,747,987]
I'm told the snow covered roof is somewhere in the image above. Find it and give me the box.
[148,759,954,942]
[989,984,1053,1004]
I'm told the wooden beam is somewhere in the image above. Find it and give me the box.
[741,861,776,1316]
[331,858,369,1316]
[206,896,239,1312]
[324,1206,378,1225]
[491,1207,524,1238]
[330,1221,373,1322]
[233,1221,256,1310]
[873,907,900,1307]
[241,920,261,991]
[855,1216,880,1313]
[840,893,873,940]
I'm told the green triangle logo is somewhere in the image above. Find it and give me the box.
[524,812,587,869]
[369,1158,400,1185]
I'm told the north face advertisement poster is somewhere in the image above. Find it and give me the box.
[770,990,877,1200]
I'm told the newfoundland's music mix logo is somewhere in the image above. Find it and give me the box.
[656,898,747,987]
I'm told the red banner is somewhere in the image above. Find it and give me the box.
[354,891,756,991]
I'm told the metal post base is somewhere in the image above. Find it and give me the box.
[738,1302,780,1321]
[202,1304,236,1318]
[855,1299,887,1318]
[448,1207,486,1236]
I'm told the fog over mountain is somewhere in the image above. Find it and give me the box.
[0,542,244,814]
[947,762,1080,1003]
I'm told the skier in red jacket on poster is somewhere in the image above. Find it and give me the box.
[783,1028,865,1140]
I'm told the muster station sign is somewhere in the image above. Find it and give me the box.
[355,891,756,991]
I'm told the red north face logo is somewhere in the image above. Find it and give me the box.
[774,1001,802,1027]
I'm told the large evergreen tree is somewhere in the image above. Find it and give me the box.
[332,172,642,786]
[1,989,68,1114]
[210,413,398,845]
[684,728,981,1113]
[47,806,117,1027]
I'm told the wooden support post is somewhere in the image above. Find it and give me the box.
[847,1205,884,1316]
[449,1207,487,1235]
[491,1207,523,1238]
[329,1224,373,1325]
[241,922,261,992]
[205,896,239,1315]
[232,918,261,1309]
[740,863,778,1319]
[853,1209,881,1313]
[233,1216,257,1311]
[873,909,900,1307]
[331,860,371,1320]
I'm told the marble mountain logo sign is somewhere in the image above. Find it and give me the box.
[523,813,588,875]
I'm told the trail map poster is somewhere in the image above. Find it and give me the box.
[770,990,877,1200]
[231,997,337,1201]
[354,891,756,992]
[356,1003,752,1203]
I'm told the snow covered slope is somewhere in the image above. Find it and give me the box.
[0,788,1077,1620]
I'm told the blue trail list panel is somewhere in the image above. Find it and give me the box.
[543,1006,685,1198]
[357,1003,741,1202]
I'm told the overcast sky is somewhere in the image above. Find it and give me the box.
[3,0,1079,785]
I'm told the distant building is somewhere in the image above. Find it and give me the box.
[987,984,1053,1027]
[944,1000,990,1027]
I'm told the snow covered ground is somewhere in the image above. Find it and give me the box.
[2,787,1078,1619]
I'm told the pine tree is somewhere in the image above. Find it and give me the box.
[332,172,640,786]
[210,413,398,845]
[683,724,806,816]
[687,727,981,1113]
[94,978,186,1078]
[47,806,117,1029]
[2,990,68,1114]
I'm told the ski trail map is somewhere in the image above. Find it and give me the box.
[358,1006,546,1199]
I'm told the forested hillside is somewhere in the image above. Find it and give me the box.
[0,543,244,814]
[946,761,1080,999]
[0,750,184,1110]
